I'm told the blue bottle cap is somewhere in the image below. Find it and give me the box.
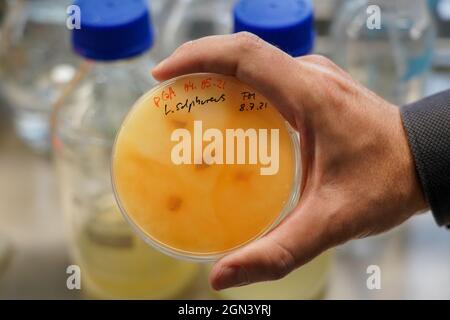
[233,0,315,57]
[72,0,153,61]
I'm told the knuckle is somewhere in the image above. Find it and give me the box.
[307,54,355,83]
[310,54,339,69]
[266,240,296,280]
[312,67,356,104]
[172,40,195,56]
[234,31,265,52]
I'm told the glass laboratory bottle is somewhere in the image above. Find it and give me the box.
[159,0,235,59]
[0,1,11,271]
[429,0,450,71]
[146,0,175,62]
[0,0,11,101]
[0,0,4,19]
[331,0,436,105]
[0,0,6,52]
[148,0,175,28]
[0,0,77,154]
[54,0,198,299]
[210,0,333,300]
[432,0,450,37]
[0,0,17,56]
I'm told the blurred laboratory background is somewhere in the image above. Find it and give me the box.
[0,0,449,299]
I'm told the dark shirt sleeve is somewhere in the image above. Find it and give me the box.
[401,89,450,227]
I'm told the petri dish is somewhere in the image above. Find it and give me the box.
[112,73,301,261]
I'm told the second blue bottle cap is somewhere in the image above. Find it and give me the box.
[234,0,315,57]
[72,0,153,61]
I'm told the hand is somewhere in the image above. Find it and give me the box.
[152,32,428,290]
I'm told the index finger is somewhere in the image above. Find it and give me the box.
[152,33,306,127]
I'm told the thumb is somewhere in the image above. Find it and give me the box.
[209,198,336,290]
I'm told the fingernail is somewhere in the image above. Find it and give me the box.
[215,266,249,290]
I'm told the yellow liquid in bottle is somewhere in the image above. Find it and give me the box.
[113,73,300,258]
[213,251,333,300]
[75,196,199,299]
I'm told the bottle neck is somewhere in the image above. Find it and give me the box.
[80,50,153,68]
[28,0,72,24]
[377,0,429,15]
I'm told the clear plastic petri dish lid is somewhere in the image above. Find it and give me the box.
[112,73,301,262]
